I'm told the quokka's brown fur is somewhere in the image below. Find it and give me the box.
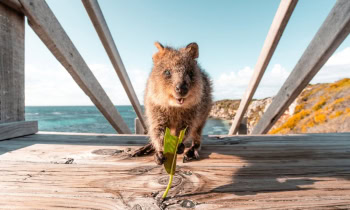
[144,42,213,165]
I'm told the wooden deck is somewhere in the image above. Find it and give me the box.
[1,132,350,209]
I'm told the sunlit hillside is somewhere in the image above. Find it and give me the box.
[209,78,350,134]
[270,78,350,134]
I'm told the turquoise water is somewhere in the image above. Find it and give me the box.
[25,106,230,135]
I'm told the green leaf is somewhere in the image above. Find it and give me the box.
[162,127,186,199]
[163,128,185,175]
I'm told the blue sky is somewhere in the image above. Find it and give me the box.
[25,0,350,105]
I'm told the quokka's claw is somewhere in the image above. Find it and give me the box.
[177,143,185,154]
[183,144,200,163]
[194,149,200,159]
[154,151,166,165]
[131,143,154,157]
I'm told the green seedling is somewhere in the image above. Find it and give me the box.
[162,127,186,199]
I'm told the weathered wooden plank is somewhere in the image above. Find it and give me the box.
[229,0,298,135]
[0,121,38,141]
[82,0,147,131]
[0,133,350,209]
[2,131,349,146]
[2,134,350,165]
[252,0,350,134]
[0,2,24,123]
[17,0,131,134]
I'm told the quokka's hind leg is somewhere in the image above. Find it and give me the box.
[183,125,203,162]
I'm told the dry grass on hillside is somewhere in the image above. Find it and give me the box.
[269,78,350,134]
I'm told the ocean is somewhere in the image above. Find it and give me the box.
[25,106,230,135]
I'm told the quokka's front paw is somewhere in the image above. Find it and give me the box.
[154,151,166,165]
[183,144,200,163]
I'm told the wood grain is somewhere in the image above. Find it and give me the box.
[0,3,24,123]
[0,121,38,141]
[18,0,131,134]
[229,0,298,135]
[252,0,350,134]
[0,132,350,209]
[82,0,147,131]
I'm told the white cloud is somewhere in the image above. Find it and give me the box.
[213,64,290,100]
[325,47,350,66]
[311,47,350,84]
[25,63,149,106]
[213,47,350,101]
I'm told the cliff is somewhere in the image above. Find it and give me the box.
[209,78,350,134]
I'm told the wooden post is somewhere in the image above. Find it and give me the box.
[82,0,147,131]
[0,3,24,123]
[17,0,132,134]
[228,0,298,135]
[252,0,350,134]
[134,118,146,134]
[0,3,38,139]
[237,117,247,135]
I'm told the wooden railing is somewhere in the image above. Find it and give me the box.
[230,0,350,135]
[2,0,147,135]
[1,0,349,138]
[229,0,298,134]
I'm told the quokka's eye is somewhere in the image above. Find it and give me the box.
[188,71,194,80]
[164,70,171,77]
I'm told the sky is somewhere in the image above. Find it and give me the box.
[25,0,350,106]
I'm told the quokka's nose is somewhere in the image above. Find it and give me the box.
[175,83,188,96]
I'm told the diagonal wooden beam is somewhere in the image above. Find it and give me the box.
[228,0,298,135]
[252,0,350,134]
[82,0,147,131]
[18,0,131,134]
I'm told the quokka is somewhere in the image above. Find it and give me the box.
[144,42,213,165]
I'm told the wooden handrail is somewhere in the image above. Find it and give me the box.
[228,0,298,135]
[252,0,350,134]
[18,0,132,134]
[82,0,147,131]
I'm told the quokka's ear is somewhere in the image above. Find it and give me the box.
[154,42,164,52]
[153,42,165,61]
[185,42,199,59]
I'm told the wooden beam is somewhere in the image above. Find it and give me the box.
[0,2,25,123]
[82,0,147,131]
[18,0,131,134]
[0,121,38,141]
[134,118,146,134]
[228,0,298,135]
[252,0,350,134]
[237,117,247,134]
[0,0,23,13]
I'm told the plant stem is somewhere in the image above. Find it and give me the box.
[162,173,173,199]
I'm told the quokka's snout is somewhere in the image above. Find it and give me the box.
[175,82,188,97]
[172,73,192,105]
